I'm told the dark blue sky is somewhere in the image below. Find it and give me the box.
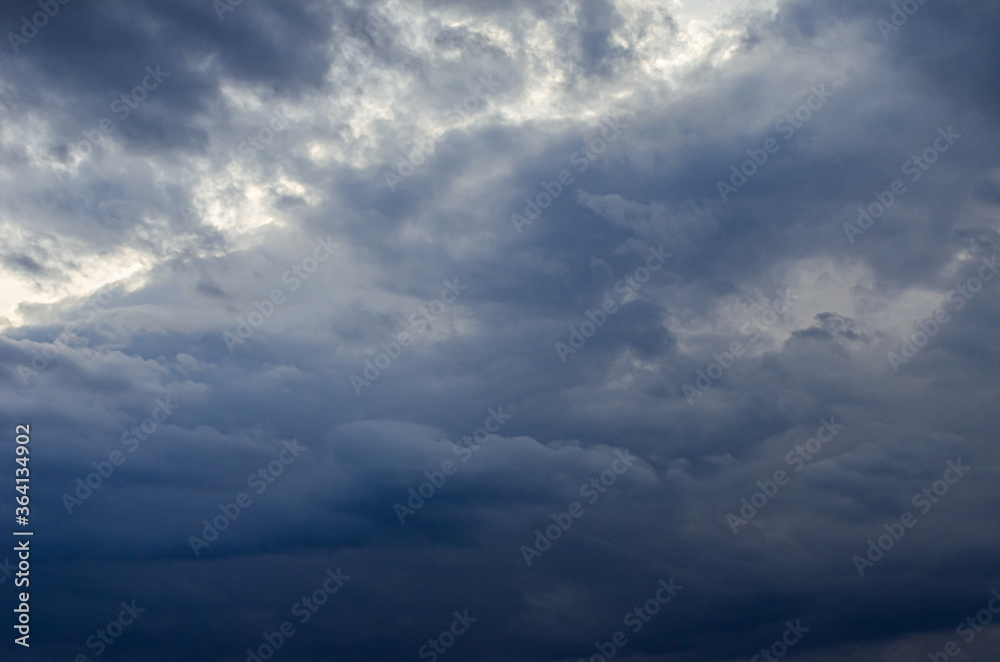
[2,0,1000,660]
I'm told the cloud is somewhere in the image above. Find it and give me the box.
[2,0,1000,660]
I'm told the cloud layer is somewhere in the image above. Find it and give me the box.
[2,0,1000,660]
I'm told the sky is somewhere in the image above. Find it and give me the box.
[1,0,1000,660]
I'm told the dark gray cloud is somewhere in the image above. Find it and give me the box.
[2,0,1000,660]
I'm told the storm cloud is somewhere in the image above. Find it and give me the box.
[2,0,1000,660]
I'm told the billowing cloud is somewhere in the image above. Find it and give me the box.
[2,0,1000,660]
